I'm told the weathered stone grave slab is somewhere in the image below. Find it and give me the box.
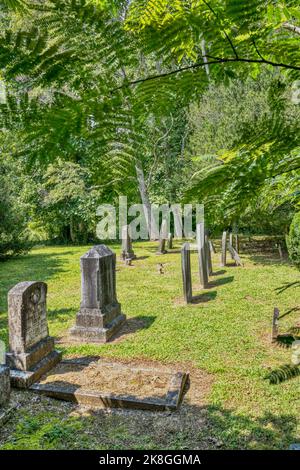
[228,243,243,267]
[6,281,61,389]
[0,405,14,426]
[0,340,10,406]
[291,340,300,365]
[120,225,136,262]
[181,243,192,303]
[30,357,188,412]
[70,245,126,343]
[220,231,227,267]
[196,223,208,289]
[271,307,280,343]
[156,219,168,255]
[156,238,167,255]
[205,233,213,276]
[0,366,10,406]
[167,232,173,250]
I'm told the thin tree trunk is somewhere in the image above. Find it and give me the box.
[201,39,210,77]
[135,162,159,240]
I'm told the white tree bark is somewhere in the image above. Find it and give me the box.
[282,22,300,36]
[135,162,159,240]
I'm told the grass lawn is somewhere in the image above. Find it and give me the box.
[0,240,299,450]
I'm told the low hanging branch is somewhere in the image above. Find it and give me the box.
[282,22,300,36]
[112,55,300,93]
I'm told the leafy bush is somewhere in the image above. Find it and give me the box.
[0,164,31,260]
[287,212,300,268]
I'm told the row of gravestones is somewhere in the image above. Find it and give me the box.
[0,227,240,407]
[181,227,243,304]
[0,245,126,409]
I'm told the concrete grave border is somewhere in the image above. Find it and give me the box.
[30,358,189,412]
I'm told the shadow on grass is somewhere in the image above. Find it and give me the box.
[274,334,298,349]
[278,306,300,319]
[265,364,300,384]
[2,390,298,450]
[248,253,290,267]
[208,276,234,288]
[212,270,226,276]
[191,291,217,304]
[275,281,300,295]
[112,315,156,341]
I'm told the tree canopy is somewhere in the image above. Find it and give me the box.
[0,0,299,255]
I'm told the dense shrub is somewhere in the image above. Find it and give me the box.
[0,167,31,260]
[287,212,300,268]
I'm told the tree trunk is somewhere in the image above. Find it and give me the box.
[135,162,159,240]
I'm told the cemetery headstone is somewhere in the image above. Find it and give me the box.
[6,281,62,388]
[156,238,167,255]
[196,223,208,289]
[291,340,300,365]
[70,245,126,343]
[0,366,10,406]
[271,307,280,343]
[0,341,10,406]
[228,243,243,267]
[181,243,192,303]
[121,225,136,262]
[167,232,173,250]
[205,234,213,276]
[229,233,234,260]
[156,219,168,255]
[220,231,227,267]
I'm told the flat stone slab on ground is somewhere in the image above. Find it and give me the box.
[0,365,10,405]
[30,357,188,411]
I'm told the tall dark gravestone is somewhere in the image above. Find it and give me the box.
[196,223,208,289]
[221,231,227,267]
[70,245,126,343]
[205,234,213,276]
[121,225,136,262]
[156,220,168,255]
[181,243,192,303]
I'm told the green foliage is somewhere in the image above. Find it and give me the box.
[0,158,31,260]
[287,211,300,267]
[26,161,102,243]
[0,0,299,252]
[185,73,300,231]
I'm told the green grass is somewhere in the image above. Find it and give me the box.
[0,241,299,450]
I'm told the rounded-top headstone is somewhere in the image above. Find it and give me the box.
[8,281,48,354]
